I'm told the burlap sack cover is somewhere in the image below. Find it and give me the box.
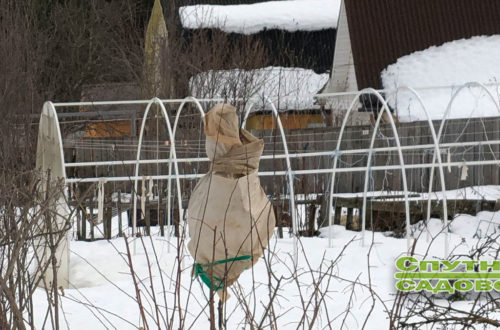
[187,103,275,298]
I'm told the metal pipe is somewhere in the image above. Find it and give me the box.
[428,82,500,256]
[52,98,231,107]
[42,102,68,180]
[132,98,183,239]
[243,97,298,263]
[65,158,500,183]
[399,86,448,254]
[64,139,500,168]
[359,90,411,249]
[167,97,206,240]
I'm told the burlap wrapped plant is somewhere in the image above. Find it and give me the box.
[187,103,275,301]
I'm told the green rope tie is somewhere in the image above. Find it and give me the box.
[194,255,252,291]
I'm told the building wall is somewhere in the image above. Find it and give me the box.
[344,0,500,89]
[246,113,327,130]
[324,0,357,94]
[81,83,141,138]
[85,121,132,138]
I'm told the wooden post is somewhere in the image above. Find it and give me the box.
[345,208,354,230]
[307,203,316,236]
[158,183,165,236]
[334,206,342,225]
[104,188,112,239]
[117,190,123,237]
[145,196,151,236]
[363,205,372,231]
[131,112,137,137]
[89,204,95,241]
[102,190,108,239]
[76,205,82,240]
[276,193,284,238]
[81,204,87,240]
[174,207,180,238]
[318,193,329,228]
[277,225,283,239]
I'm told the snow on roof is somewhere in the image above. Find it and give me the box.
[381,35,500,122]
[179,0,341,35]
[190,66,329,111]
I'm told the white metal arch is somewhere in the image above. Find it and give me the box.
[395,87,449,244]
[241,102,255,128]
[435,81,500,143]
[37,101,67,181]
[360,91,411,247]
[36,85,500,268]
[326,91,367,247]
[132,97,183,237]
[242,98,298,260]
[35,101,70,288]
[165,97,206,236]
[326,88,411,249]
[427,81,500,255]
[172,96,206,129]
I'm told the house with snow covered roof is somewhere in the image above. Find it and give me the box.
[179,0,338,75]
[323,0,500,122]
[177,0,341,129]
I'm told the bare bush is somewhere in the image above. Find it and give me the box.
[0,170,79,329]
[0,0,146,171]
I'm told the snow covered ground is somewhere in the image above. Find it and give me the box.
[381,35,500,122]
[190,66,329,111]
[32,208,500,329]
[180,0,341,34]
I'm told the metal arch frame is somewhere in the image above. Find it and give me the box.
[242,98,298,260]
[241,103,254,128]
[360,91,411,247]
[326,91,364,247]
[435,81,500,152]
[165,97,206,235]
[40,101,68,182]
[39,83,500,254]
[132,97,183,237]
[427,81,500,254]
[394,87,449,252]
[36,101,70,288]
[325,88,412,248]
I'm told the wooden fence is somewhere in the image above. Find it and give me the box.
[253,116,500,195]
[65,115,500,234]
[66,116,500,195]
